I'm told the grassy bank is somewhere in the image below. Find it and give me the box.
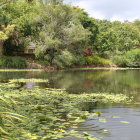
[0,82,133,140]
[0,56,27,69]
[0,54,139,70]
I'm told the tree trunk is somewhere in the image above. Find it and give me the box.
[0,40,3,56]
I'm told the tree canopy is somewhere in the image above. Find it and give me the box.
[0,0,140,67]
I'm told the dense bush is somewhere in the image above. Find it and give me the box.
[0,56,27,68]
[85,55,113,65]
[54,50,75,67]
[125,49,140,67]
[112,55,128,67]
[73,55,86,66]
[113,49,140,67]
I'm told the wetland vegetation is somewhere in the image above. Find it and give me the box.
[0,0,140,139]
[0,81,132,140]
[0,69,139,139]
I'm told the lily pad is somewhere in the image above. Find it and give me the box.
[120,121,130,124]
[98,118,107,123]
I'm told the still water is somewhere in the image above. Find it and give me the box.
[0,69,140,140]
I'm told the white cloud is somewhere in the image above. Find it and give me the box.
[72,0,140,21]
[72,0,105,19]
[89,11,105,19]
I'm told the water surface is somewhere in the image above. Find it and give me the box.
[0,69,140,140]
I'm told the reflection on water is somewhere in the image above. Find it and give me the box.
[26,82,36,89]
[0,69,139,96]
[0,69,140,140]
[75,106,140,140]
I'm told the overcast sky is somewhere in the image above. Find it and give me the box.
[71,0,140,21]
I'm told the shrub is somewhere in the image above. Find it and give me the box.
[37,60,49,66]
[54,50,74,67]
[0,56,27,69]
[125,49,140,67]
[112,55,128,67]
[85,55,113,65]
[73,55,86,66]
[112,49,140,67]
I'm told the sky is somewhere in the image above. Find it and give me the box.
[70,0,140,22]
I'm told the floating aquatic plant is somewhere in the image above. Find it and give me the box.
[0,82,133,139]
[9,78,48,83]
[0,69,43,72]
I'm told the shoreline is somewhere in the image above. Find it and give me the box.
[65,67,140,71]
[0,67,139,72]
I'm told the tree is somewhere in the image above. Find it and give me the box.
[35,4,91,65]
[112,21,140,52]
[0,0,41,55]
[93,19,140,58]
[133,19,140,31]
[0,25,15,56]
[94,28,118,57]
[43,0,63,4]
[79,9,99,46]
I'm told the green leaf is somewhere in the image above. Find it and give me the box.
[0,126,9,135]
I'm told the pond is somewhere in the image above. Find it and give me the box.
[0,69,140,140]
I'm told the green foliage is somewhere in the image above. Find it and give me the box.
[85,55,113,65]
[1,0,140,68]
[94,28,117,57]
[0,25,15,41]
[0,31,7,40]
[112,22,140,52]
[0,56,27,68]
[93,19,140,59]
[0,95,25,139]
[113,49,140,67]
[125,49,140,67]
[73,55,86,66]
[54,50,74,67]
[79,9,99,45]
[34,4,90,65]
[112,55,128,67]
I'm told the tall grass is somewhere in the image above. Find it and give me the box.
[0,56,27,69]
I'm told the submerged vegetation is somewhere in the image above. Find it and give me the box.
[0,82,133,139]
